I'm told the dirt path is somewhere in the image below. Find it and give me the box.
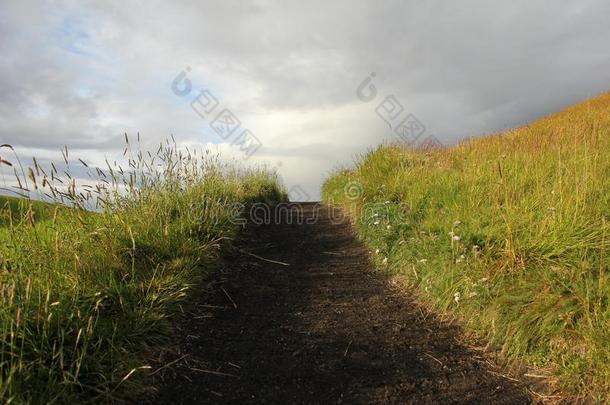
[154,203,532,404]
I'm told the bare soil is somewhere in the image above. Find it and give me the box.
[153,203,533,404]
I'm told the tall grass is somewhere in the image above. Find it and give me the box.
[322,92,610,401]
[0,137,285,403]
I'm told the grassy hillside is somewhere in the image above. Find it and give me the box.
[322,92,610,401]
[0,195,56,228]
[0,143,285,403]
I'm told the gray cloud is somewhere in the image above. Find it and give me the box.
[1,0,609,200]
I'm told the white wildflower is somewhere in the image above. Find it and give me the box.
[473,245,481,257]
[468,292,478,298]
[454,292,460,304]
[382,257,388,265]
[375,249,380,255]
[386,225,392,230]
[452,235,461,241]
[418,259,428,263]
[373,220,380,225]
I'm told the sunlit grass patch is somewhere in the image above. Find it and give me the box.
[0,139,286,402]
[322,91,610,401]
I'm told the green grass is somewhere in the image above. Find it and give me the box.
[322,92,610,401]
[0,142,286,403]
[0,196,56,228]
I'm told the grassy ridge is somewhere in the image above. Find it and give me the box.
[0,196,56,228]
[0,144,285,403]
[322,92,610,400]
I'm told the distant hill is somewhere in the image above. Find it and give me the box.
[0,194,58,227]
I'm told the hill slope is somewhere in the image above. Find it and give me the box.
[0,195,56,227]
[322,92,610,400]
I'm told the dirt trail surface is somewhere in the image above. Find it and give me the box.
[154,203,532,404]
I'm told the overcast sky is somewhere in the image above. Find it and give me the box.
[1,1,610,200]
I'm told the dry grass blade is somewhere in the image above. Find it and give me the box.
[239,250,290,266]
[189,368,238,378]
